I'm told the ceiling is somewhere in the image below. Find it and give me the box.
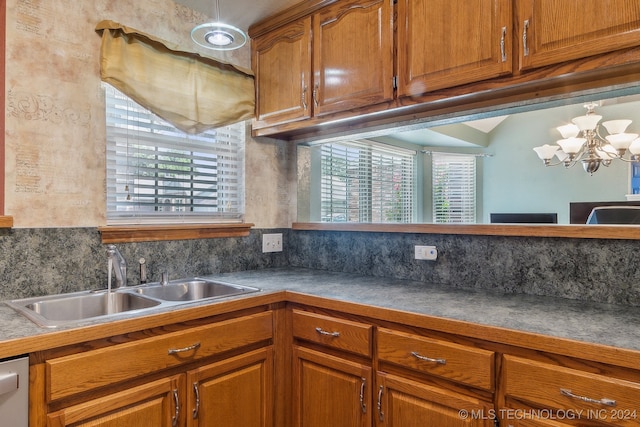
[174,0,301,33]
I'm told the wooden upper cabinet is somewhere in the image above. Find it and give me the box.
[312,0,394,117]
[397,0,512,98]
[517,0,640,71]
[253,17,312,128]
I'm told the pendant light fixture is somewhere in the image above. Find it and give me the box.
[191,0,247,51]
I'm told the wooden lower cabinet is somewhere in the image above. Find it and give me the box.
[46,374,184,427]
[375,371,494,427]
[293,345,372,427]
[186,347,273,427]
[30,311,275,427]
[502,354,640,427]
[46,347,274,427]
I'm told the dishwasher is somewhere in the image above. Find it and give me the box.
[0,356,28,427]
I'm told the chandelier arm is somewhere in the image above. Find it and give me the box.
[542,159,568,167]
[594,125,608,143]
[563,159,579,169]
[612,155,636,163]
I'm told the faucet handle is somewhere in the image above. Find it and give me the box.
[139,258,147,284]
[161,272,169,286]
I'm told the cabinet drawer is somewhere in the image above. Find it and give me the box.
[292,309,372,357]
[46,311,273,401]
[504,355,640,426]
[377,328,495,391]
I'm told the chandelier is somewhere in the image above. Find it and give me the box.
[533,102,640,175]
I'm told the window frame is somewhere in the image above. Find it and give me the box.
[315,140,417,224]
[100,85,251,243]
[431,152,477,224]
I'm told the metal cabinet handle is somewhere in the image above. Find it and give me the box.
[522,19,530,56]
[192,382,201,419]
[359,378,367,413]
[172,389,180,427]
[560,388,616,407]
[377,385,384,422]
[302,85,308,110]
[500,26,507,62]
[313,83,319,108]
[411,351,446,365]
[315,327,340,337]
[168,342,201,355]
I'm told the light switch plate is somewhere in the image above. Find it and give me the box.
[262,233,283,253]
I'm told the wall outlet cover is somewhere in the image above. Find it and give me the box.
[414,245,437,261]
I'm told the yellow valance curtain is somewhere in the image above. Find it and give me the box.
[95,20,255,134]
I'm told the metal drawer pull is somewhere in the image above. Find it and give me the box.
[192,382,201,419]
[172,389,180,427]
[315,327,340,337]
[359,378,367,413]
[168,342,201,355]
[560,388,616,407]
[500,26,507,62]
[522,19,530,56]
[377,385,384,422]
[411,351,446,365]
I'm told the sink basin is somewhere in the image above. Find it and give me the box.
[7,291,161,328]
[133,279,260,302]
[6,278,260,328]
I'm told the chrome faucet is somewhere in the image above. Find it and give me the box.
[106,244,127,288]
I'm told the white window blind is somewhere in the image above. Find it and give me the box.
[105,84,245,224]
[320,140,415,223]
[432,153,476,223]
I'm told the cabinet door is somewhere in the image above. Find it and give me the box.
[253,17,312,128]
[187,347,273,427]
[397,0,512,97]
[376,372,494,427]
[46,375,184,427]
[313,0,394,117]
[293,346,372,427]
[517,0,640,70]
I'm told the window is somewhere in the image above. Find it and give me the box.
[105,84,245,224]
[320,140,415,223]
[432,152,476,223]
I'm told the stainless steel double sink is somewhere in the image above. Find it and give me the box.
[6,278,260,328]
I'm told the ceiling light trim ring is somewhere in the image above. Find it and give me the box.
[191,22,247,51]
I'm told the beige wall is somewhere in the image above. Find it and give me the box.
[4,0,294,229]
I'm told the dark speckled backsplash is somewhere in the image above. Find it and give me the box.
[288,230,640,307]
[1,227,639,307]
[0,228,288,300]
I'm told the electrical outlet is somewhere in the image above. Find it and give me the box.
[414,245,437,260]
[262,233,283,253]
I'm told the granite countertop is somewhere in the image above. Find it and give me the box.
[1,267,639,354]
[212,268,640,352]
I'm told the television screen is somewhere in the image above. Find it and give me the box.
[490,213,558,224]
